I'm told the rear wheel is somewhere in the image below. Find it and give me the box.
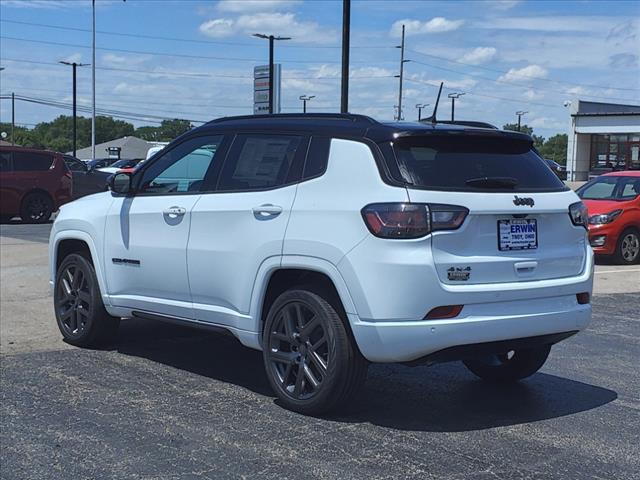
[54,253,120,347]
[20,192,53,224]
[463,345,551,383]
[614,228,640,265]
[263,288,368,415]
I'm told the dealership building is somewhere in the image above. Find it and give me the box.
[566,100,640,181]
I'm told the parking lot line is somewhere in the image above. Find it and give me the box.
[595,268,640,274]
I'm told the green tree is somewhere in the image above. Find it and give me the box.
[538,134,568,165]
[502,123,545,149]
[135,119,193,142]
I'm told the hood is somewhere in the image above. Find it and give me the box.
[583,198,632,216]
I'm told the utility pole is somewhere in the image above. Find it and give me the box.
[516,110,528,131]
[91,0,96,159]
[395,24,409,121]
[299,95,315,113]
[11,92,15,145]
[253,34,291,114]
[447,92,465,121]
[60,61,89,157]
[415,103,429,121]
[340,0,350,113]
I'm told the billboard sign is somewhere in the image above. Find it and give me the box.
[254,64,281,114]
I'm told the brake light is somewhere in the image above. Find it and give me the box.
[64,170,73,179]
[361,203,468,239]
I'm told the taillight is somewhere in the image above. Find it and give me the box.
[361,203,468,239]
[64,170,73,179]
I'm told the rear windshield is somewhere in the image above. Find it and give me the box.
[387,135,566,192]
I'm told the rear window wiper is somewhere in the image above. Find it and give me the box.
[465,176,519,188]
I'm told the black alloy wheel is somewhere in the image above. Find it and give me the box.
[20,192,53,223]
[56,262,92,339]
[267,300,329,400]
[54,253,120,347]
[263,289,368,415]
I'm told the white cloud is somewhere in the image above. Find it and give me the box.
[102,53,151,67]
[524,89,544,100]
[498,64,548,83]
[459,47,497,65]
[529,117,565,130]
[61,53,84,64]
[199,19,235,38]
[199,12,337,43]
[391,17,464,36]
[216,0,300,13]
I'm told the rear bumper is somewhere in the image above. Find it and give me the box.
[349,295,591,363]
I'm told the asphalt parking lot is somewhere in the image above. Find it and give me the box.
[1,222,639,480]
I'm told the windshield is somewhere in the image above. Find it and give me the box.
[577,176,640,201]
[387,135,566,192]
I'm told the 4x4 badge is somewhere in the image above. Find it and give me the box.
[447,267,471,281]
[513,196,535,207]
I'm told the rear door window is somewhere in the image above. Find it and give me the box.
[12,151,54,171]
[217,134,304,191]
[388,135,566,192]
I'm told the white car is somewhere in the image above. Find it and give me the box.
[49,114,593,414]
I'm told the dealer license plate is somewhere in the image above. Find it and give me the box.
[498,219,538,251]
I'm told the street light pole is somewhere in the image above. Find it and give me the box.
[299,95,315,113]
[516,110,528,131]
[415,103,429,121]
[447,92,465,121]
[60,61,89,157]
[253,33,291,114]
[341,0,350,113]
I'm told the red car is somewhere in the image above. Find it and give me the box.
[0,146,73,223]
[577,171,640,264]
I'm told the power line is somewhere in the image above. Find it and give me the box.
[0,18,393,49]
[0,57,395,82]
[1,36,397,65]
[407,49,640,93]
[407,59,639,103]
[404,77,562,109]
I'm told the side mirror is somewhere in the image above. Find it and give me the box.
[109,172,133,195]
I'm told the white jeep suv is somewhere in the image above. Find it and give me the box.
[49,114,593,414]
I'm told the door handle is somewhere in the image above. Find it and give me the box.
[163,206,186,217]
[252,204,283,217]
[515,261,537,274]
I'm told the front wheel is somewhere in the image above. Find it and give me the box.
[54,253,120,347]
[263,288,368,415]
[463,345,551,383]
[615,228,640,265]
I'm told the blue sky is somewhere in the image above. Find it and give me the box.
[0,0,639,139]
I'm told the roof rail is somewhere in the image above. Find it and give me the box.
[206,113,378,125]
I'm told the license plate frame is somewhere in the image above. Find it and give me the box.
[498,218,538,251]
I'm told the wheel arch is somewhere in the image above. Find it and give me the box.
[51,231,110,306]
[20,188,54,209]
[250,256,358,348]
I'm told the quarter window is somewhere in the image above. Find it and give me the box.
[138,135,223,194]
[12,151,53,171]
[303,137,331,180]
[217,134,303,191]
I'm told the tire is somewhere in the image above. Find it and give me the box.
[463,345,551,383]
[262,288,368,415]
[54,253,120,347]
[20,192,53,224]
[614,228,640,265]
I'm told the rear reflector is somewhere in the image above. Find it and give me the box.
[576,292,590,305]
[425,305,463,320]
